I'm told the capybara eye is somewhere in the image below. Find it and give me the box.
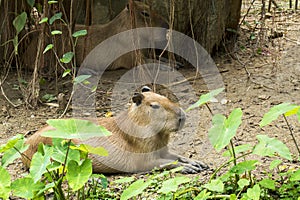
[150,103,160,109]
[141,11,150,17]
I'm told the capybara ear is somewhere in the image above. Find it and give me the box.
[132,93,144,106]
[141,86,151,93]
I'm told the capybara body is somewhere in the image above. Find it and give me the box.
[23,87,207,173]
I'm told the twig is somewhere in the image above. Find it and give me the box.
[282,114,300,156]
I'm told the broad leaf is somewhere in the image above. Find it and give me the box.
[208,108,242,152]
[0,134,23,153]
[30,151,52,183]
[0,166,11,200]
[260,103,297,127]
[51,30,62,35]
[66,159,92,191]
[230,160,258,175]
[253,135,292,160]
[39,17,48,24]
[42,118,111,140]
[157,176,190,194]
[11,177,44,199]
[203,179,224,192]
[1,138,29,167]
[120,179,153,200]
[62,69,71,77]
[74,75,91,85]
[43,44,53,54]
[72,30,87,38]
[238,179,250,190]
[246,184,260,200]
[186,88,224,111]
[269,159,282,170]
[194,189,211,200]
[26,0,35,7]
[60,52,74,63]
[290,169,300,181]
[50,138,80,164]
[49,12,62,25]
[259,179,275,190]
[13,12,27,34]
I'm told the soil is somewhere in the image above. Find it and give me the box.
[0,1,299,185]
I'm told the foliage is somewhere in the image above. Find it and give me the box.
[1,90,300,199]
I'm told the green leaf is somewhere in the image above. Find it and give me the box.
[194,189,211,200]
[39,17,48,24]
[120,179,153,200]
[48,0,58,4]
[50,138,80,164]
[13,12,27,34]
[222,144,252,157]
[1,138,29,167]
[72,30,87,38]
[43,44,53,54]
[158,176,191,194]
[285,106,300,117]
[26,0,35,7]
[74,75,92,85]
[269,159,282,170]
[208,108,242,152]
[0,166,11,200]
[51,30,62,35]
[238,179,250,190]
[113,177,135,184]
[186,88,224,111]
[71,144,108,156]
[297,109,300,123]
[62,69,71,77]
[253,135,292,160]
[11,177,44,199]
[30,151,52,183]
[203,179,224,192]
[246,184,260,200]
[230,160,258,175]
[60,52,74,63]
[42,118,111,140]
[49,12,62,25]
[260,103,298,127]
[0,134,23,153]
[259,179,275,190]
[66,159,92,191]
[290,169,300,181]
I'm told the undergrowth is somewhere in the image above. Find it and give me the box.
[0,88,300,199]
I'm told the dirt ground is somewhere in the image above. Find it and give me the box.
[0,2,299,182]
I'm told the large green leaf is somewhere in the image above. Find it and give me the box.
[259,179,275,190]
[60,52,74,64]
[186,88,225,111]
[290,169,300,181]
[203,179,224,192]
[253,135,292,160]
[0,134,23,153]
[1,138,29,167]
[50,138,80,164]
[72,30,87,38]
[42,118,111,140]
[157,176,190,194]
[13,12,27,34]
[230,160,258,175]
[208,108,242,152]
[246,184,260,200]
[66,159,92,191]
[260,103,298,127]
[30,150,52,183]
[11,177,44,199]
[49,12,62,25]
[71,144,108,156]
[120,179,153,200]
[0,166,11,200]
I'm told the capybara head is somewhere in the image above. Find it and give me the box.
[126,86,186,137]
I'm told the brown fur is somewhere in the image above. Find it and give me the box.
[23,89,208,173]
[22,1,168,71]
